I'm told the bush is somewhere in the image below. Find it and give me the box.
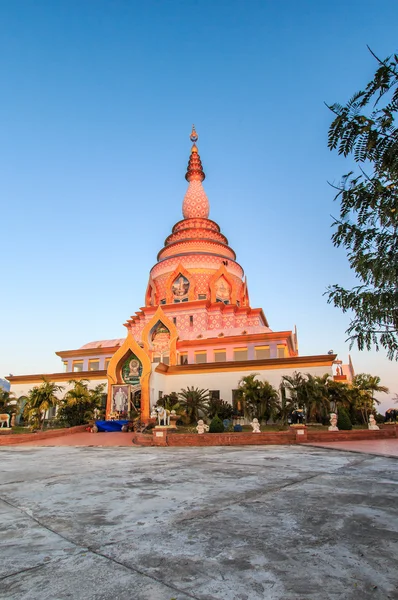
[375,412,385,424]
[337,407,352,430]
[209,415,224,433]
[208,399,234,421]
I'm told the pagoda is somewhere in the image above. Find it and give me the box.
[8,128,349,420]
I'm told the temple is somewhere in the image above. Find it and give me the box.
[8,127,354,419]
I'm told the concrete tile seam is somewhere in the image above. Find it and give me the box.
[0,555,66,583]
[0,495,208,600]
[174,472,324,524]
[302,443,398,461]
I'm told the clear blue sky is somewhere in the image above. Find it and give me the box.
[1,0,397,411]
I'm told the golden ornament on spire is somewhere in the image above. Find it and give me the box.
[185,125,205,182]
[190,124,198,144]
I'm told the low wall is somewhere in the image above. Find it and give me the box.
[130,425,398,447]
[306,427,397,443]
[0,425,88,446]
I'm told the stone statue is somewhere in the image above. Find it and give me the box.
[0,414,10,428]
[250,418,261,433]
[196,419,209,434]
[156,406,170,426]
[368,414,380,430]
[150,407,157,419]
[328,413,339,431]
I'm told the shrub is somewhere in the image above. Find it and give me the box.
[208,398,234,421]
[337,407,352,430]
[209,415,224,433]
[375,412,385,424]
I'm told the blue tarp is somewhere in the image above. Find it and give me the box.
[95,420,129,432]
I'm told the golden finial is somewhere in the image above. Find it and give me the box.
[185,125,205,182]
[190,124,198,143]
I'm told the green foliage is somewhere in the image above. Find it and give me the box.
[327,47,398,360]
[237,374,279,422]
[281,372,331,423]
[57,380,106,427]
[337,407,352,430]
[23,379,64,430]
[350,373,388,423]
[178,386,210,423]
[156,392,180,411]
[209,415,224,433]
[0,389,22,416]
[207,398,234,420]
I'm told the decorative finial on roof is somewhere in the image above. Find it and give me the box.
[182,125,209,219]
[185,125,205,182]
[190,124,198,143]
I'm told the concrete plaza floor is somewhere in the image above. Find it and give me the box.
[1,445,397,600]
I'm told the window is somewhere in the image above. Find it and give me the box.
[189,315,194,326]
[88,360,100,371]
[173,317,177,325]
[153,356,161,363]
[214,349,226,362]
[233,348,248,361]
[216,298,229,305]
[158,391,163,400]
[198,294,207,300]
[180,353,188,365]
[163,355,170,365]
[105,358,111,370]
[72,361,84,372]
[277,346,286,359]
[63,361,68,372]
[255,346,270,360]
[160,299,166,304]
[232,389,243,416]
[195,352,207,364]
[210,390,220,401]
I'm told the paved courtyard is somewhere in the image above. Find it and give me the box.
[1,445,397,600]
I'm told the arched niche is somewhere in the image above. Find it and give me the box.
[141,306,178,366]
[149,320,171,364]
[145,278,157,307]
[209,264,238,304]
[241,277,250,307]
[106,332,152,421]
[165,263,196,304]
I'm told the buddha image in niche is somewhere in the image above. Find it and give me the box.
[151,323,170,353]
[215,277,230,301]
[172,274,189,298]
[122,355,142,383]
[128,359,140,377]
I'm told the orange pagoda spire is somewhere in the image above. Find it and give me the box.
[185,125,206,182]
[182,125,209,219]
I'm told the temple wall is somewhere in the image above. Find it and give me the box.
[151,364,333,406]
[10,379,108,400]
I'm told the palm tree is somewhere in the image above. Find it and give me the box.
[353,374,389,422]
[64,379,91,406]
[59,380,106,425]
[236,374,263,419]
[280,372,308,412]
[178,387,210,423]
[304,374,330,423]
[237,375,279,422]
[23,379,64,430]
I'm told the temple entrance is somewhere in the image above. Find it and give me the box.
[131,387,141,414]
